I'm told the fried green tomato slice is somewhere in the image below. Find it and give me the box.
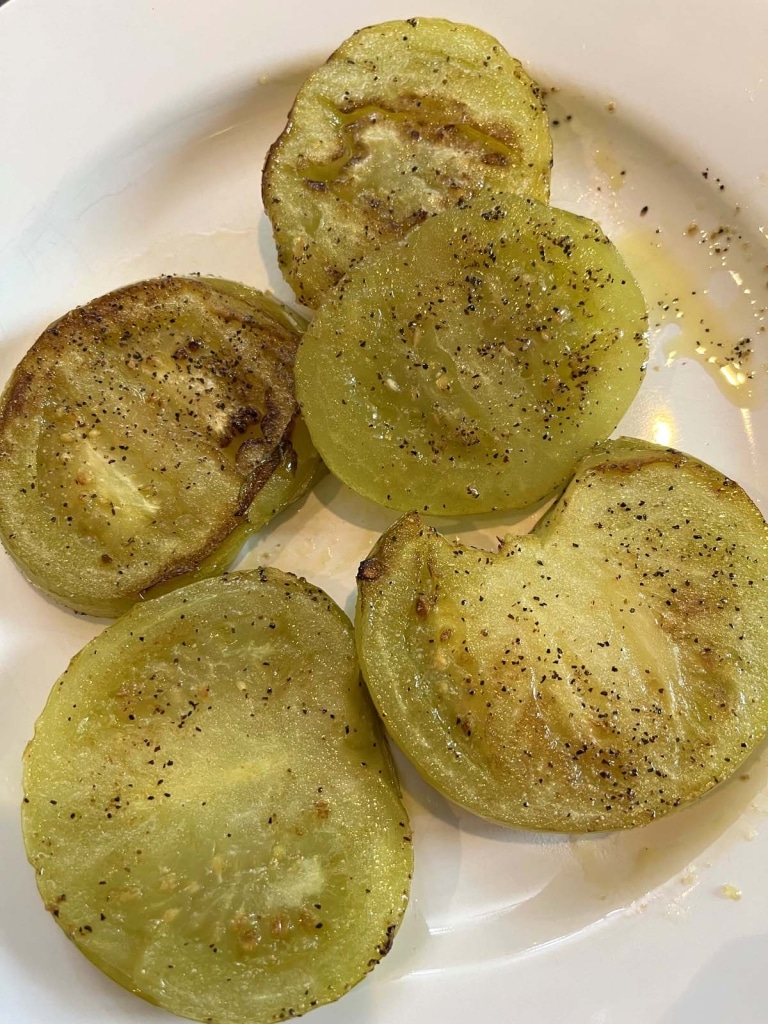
[22,569,413,1024]
[262,17,552,307]
[0,276,322,617]
[296,193,648,516]
[356,440,768,832]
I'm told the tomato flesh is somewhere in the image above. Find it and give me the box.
[23,570,412,1023]
[263,18,552,307]
[0,277,320,616]
[296,194,648,516]
[356,440,768,831]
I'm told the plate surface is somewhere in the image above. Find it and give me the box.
[1,1,767,1022]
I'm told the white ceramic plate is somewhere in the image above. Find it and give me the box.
[1,1,767,1021]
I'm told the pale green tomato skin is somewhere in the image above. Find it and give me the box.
[0,276,321,617]
[356,440,768,832]
[296,193,648,517]
[23,569,412,1024]
[263,17,553,308]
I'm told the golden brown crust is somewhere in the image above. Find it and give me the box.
[262,18,552,306]
[0,276,308,616]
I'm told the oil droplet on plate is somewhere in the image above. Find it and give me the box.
[592,146,626,192]
[619,229,765,408]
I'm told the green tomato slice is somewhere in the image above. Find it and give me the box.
[296,193,648,516]
[355,440,768,832]
[23,569,412,1024]
[0,276,321,617]
[263,17,553,307]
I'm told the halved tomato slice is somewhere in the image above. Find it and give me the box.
[356,440,768,832]
[23,569,412,1023]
